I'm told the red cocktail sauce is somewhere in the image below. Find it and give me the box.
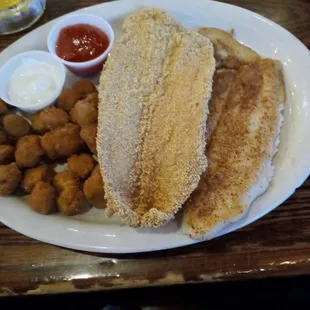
[56,24,109,63]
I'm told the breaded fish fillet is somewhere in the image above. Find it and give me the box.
[198,28,260,69]
[183,59,285,239]
[206,69,236,143]
[97,9,215,227]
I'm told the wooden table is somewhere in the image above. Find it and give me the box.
[1,0,310,297]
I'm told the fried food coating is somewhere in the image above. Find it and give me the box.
[0,163,22,196]
[31,113,46,134]
[183,59,285,239]
[0,130,9,145]
[21,164,55,193]
[198,28,260,69]
[3,114,31,138]
[0,145,15,164]
[67,153,96,179]
[41,123,85,160]
[70,93,98,127]
[15,135,44,168]
[53,170,79,192]
[97,10,215,227]
[0,99,8,115]
[33,107,69,132]
[28,181,57,215]
[80,123,97,154]
[40,107,69,130]
[83,165,105,209]
[72,80,97,98]
[57,187,86,215]
[53,170,86,215]
[56,88,81,112]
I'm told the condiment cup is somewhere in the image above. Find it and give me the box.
[47,13,115,77]
[0,50,66,113]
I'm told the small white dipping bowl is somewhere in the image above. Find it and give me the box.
[0,50,66,113]
[47,13,115,76]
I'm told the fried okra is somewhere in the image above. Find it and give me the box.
[53,170,79,192]
[32,107,69,133]
[41,123,85,160]
[31,113,46,134]
[0,163,22,196]
[21,164,55,193]
[83,165,105,209]
[15,135,44,168]
[53,170,86,215]
[67,154,95,179]
[0,99,8,115]
[72,80,97,98]
[28,181,57,215]
[3,114,31,138]
[0,145,15,164]
[80,123,97,154]
[56,88,81,112]
[0,130,9,145]
[57,188,86,215]
[70,93,98,127]
[39,107,69,130]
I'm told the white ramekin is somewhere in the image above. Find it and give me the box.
[47,13,114,77]
[0,50,66,113]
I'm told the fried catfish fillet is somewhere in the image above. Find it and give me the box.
[183,59,285,239]
[206,68,236,143]
[97,9,215,227]
[198,28,260,69]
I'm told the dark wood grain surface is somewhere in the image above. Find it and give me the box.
[1,0,310,296]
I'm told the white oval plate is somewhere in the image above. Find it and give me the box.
[0,0,310,253]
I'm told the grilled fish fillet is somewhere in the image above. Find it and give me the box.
[206,68,236,143]
[198,28,260,69]
[97,9,215,227]
[183,59,285,239]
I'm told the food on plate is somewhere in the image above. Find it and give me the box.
[53,170,86,215]
[56,24,110,62]
[70,93,98,126]
[8,58,63,105]
[57,188,86,215]
[31,112,46,133]
[41,123,85,159]
[205,69,236,143]
[53,170,79,192]
[67,153,96,179]
[0,162,22,196]
[83,165,105,209]
[3,114,31,138]
[198,28,260,69]
[0,4,289,243]
[0,99,8,115]
[0,145,15,164]
[37,107,69,131]
[56,88,81,112]
[21,164,55,193]
[28,181,57,215]
[72,80,97,98]
[56,81,97,113]
[0,130,9,145]
[15,135,44,168]
[80,123,97,154]
[97,8,215,227]
[183,59,285,239]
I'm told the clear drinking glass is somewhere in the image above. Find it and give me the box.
[0,0,46,35]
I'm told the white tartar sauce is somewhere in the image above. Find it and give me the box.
[8,58,61,105]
